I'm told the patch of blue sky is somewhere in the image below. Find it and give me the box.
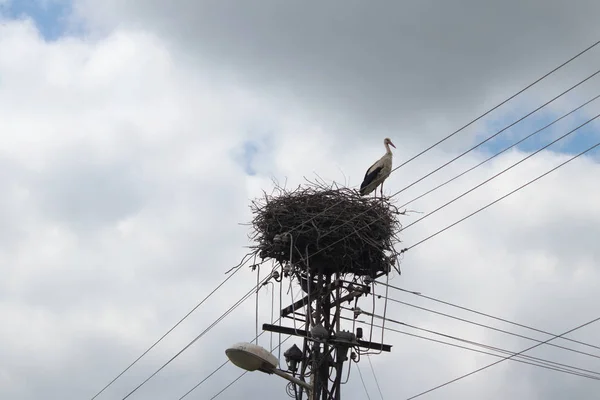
[552,117,600,158]
[3,0,72,41]
[239,141,260,176]
[231,125,277,177]
[474,106,600,160]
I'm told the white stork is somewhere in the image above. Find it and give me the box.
[359,137,396,198]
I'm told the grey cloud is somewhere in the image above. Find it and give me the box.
[4,7,600,400]
[0,156,30,249]
[76,0,600,139]
[31,150,146,231]
[504,338,600,399]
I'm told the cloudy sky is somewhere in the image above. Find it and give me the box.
[2,1,600,399]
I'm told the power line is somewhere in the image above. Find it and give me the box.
[302,93,600,264]
[384,296,600,360]
[98,38,600,400]
[205,322,301,399]
[346,318,600,381]
[177,360,229,400]
[397,92,600,209]
[349,317,600,380]
[356,363,373,400]
[239,39,600,241]
[344,308,600,379]
[178,321,282,399]
[196,142,599,398]
[304,114,600,264]
[120,274,270,400]
[400,111,600,232]
[406,325,600,379]
[366,354,385,400]
[402,138,600,253]
[89,255,252,400]
[376,306,600,375]
[376,281,600,352]
[405,315,600,399]
[390,39,600,175]
[205,86,600,393]
[210,372,247,400]
[205,42,600,399]
[104,44,600,398]
[389,67,600,198]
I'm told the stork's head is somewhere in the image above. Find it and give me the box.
[384,137,396,149]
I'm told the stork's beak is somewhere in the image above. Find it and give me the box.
[390,141,396,149]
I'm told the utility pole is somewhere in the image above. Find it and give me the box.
[263,265,392,399]
[246,180,402,398]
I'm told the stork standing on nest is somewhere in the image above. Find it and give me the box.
[359,137,396,198]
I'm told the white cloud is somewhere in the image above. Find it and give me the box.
[1,8,600,400]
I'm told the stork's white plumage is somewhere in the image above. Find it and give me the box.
[359,138,396,197]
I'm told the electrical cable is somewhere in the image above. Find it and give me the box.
[388,68,600,198]
[383,295,600,360]
[356,363,373,400]
[93,40,600,399]
[206,322,305,399]
[397,92,600,209]
[239,40,600,242]
[255,258,260,344]
[401,137,600,253]
[214,112,600,398]
[344,317,600,381]
[376,280,600,352]
[405,315,600,399]
[378,314,600,377]
[268,281,275,352]
[178,316,287,399]
[302,118,600,265]
[366,354,385,399]
[280,63,600,257]
[343,306,600,378]
[88,255,252,400]
[98,38,600,400]
[390,39,600,176]
[176,360,229,400]
[106,45,600,399]
[399,112,600,233]
[120,274,271,400]
[301,102,600,265]
[415,326,600,378]
[209,372,247,400]
[196,76,600,400]
[341,353,353,385]
[344,314,600,379]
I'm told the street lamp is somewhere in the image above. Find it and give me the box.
[225,342,312,394]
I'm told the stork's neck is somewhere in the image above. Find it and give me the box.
[384,143,393,155]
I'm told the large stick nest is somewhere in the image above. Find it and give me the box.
[248,179,404,278]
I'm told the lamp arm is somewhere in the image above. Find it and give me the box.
[271,368,313,393]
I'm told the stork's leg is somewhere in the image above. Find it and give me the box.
[380,182,384,198]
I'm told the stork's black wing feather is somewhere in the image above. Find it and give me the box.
[360,165,382,194]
